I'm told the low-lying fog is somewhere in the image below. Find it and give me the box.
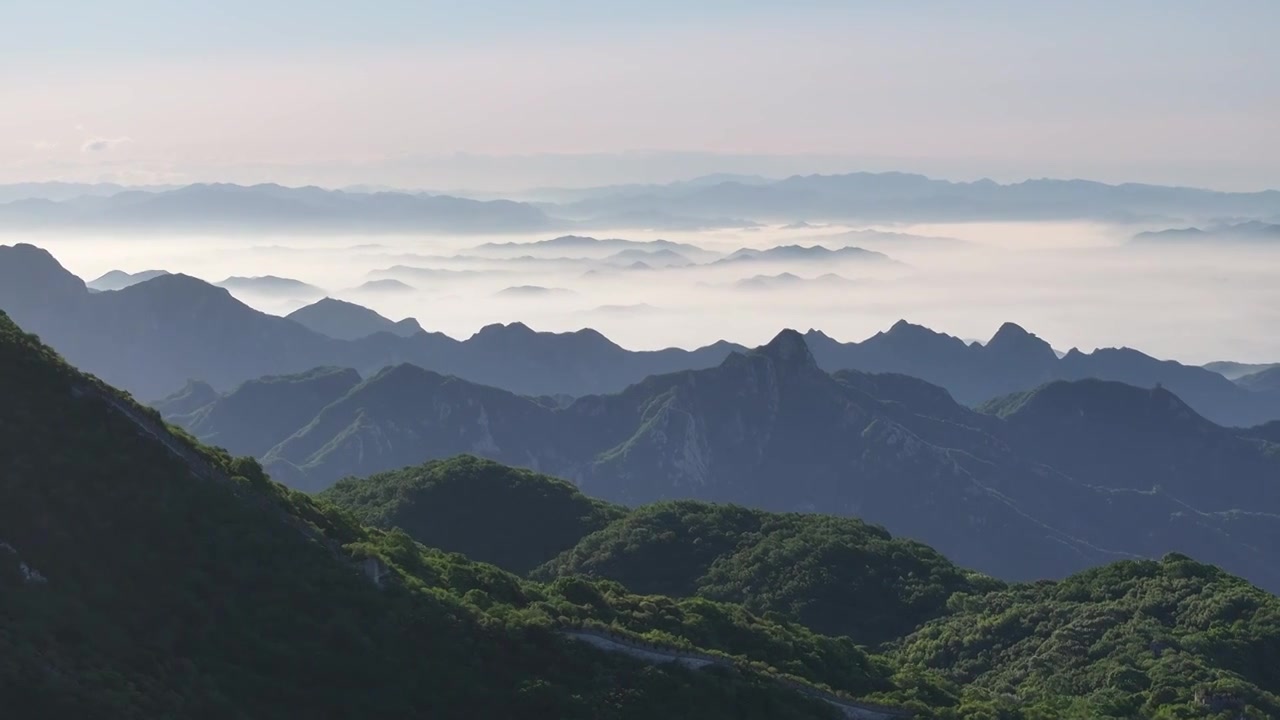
[9,220,1280,364]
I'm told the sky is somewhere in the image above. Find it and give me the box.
[2,0,1278,190]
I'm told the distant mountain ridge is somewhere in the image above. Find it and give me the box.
[87,269,171,291]
[1133,220,1280,243]
[0,182,559,233]
[7,174,1280,229]
[286,297,423,340]
[3,243,1278,425]
[1206,360,1280,380]
[719,245,895,264]
[166,331,1280,594]
[0,243,741,400]
[194,333,1280,591]
[804,320,1280,426]
[169,367,363,456]
[1238,366,1280,392]
[734,273,856,291]
[472,235,716,261]
[217,275,325,298]
[552,172,1280,223]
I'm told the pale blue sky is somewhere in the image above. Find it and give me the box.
[3,0,1278,189]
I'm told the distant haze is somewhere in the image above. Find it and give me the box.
[12,218,1280,365]
[2,1,1278,190]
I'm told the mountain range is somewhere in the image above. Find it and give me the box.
[6,306,1279,717]
[0,244,740,400]
[472,235,717,261]
[803,321,1280,427]
[715,245,897,266]
[551,172,1280,224]
[0,180,180,203]
[1133,220,1280,243]
[160,329,1280,595]
[4,243,1278,427]
[0,182,558,233]
[6,174,1280,232]
[734,273,856,291]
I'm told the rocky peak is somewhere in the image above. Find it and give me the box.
[474,321,535,340]
[873,319,968,354]
[985,322,1057,361]
[755,329,820,375]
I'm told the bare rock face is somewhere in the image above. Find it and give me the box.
[1,541,48,584]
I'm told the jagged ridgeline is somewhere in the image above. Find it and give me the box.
[3,307,1280,718]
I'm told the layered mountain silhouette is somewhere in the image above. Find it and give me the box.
[286,297,423,340]
[716,245,894,264]
[217,275,325,298]
[554,172,1280,223]
[352,278,416,293]
[164,367,363,456]
[981,379,1280,511]
[0,308,892,719]
[0,182,558,233]
[0,180,177,202]
[5,243,1278,426]
[7,304,1279,717]
[797,228,967,250]
[87,268,170,291]
[734,273,855,291]
[494,285,575,298]
[0,244,741,400]
[602,248,694,267]
[1237,366,1280,393]
[1133,220,1280,243]
[171,330,1280,592]
[472,235,714,261]
[1206,360,1280,380]
[804,321,1280,426]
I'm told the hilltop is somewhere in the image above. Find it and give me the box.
[286,297,423,341]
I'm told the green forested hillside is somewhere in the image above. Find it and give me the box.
[321,457,996,645]
[893,555,1280,718]
[320,456,626,574]
[324,452,1280,718]
[535,501,1000,646]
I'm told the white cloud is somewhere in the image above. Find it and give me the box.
[30,140,58,151]
[81,136,132,153]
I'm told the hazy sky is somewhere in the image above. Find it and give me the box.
[3,1,1278,190]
